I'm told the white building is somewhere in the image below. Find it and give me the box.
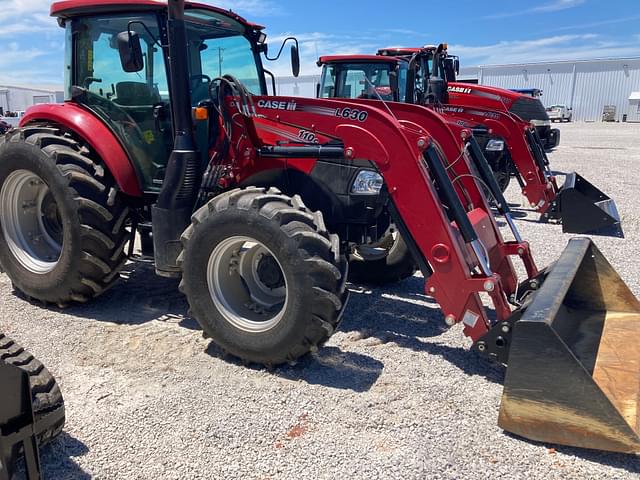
[273,74,319,98]
[628,91,640,123]
[0,85,64,116]
[475,57,640,122]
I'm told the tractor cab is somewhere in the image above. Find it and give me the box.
[317,55,407,102]
[57,1,296,194]
[378,45,454,105]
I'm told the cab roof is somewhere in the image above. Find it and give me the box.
[317,54,403,66]
[377,46,437,57]
[50,0,263,30]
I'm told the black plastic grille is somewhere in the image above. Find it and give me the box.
[509,97,549,122]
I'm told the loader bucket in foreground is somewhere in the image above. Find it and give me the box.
[545,172,622,236]
[499,238,640,454]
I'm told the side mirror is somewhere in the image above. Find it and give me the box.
[117,31,144,73]
[443,57,458,81]
[291,44,300,78]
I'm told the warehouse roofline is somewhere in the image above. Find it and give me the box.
[0,84,63,94]
[478,56,640,69]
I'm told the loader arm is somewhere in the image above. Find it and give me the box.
[345,99,539,286]
[224,95,522,340]
[434,104,557,212]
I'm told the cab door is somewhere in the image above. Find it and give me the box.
[71,13,173,193]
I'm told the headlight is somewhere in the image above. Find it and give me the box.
[351,170,384,195]
[485,139,505,152]
[530,119,550,127]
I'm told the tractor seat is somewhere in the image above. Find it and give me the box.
[113,82,160,107]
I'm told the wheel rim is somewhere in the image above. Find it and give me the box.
[0,170,62,274]
[207,236,288,333]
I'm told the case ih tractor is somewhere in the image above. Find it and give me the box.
[0,0,639,454]
[442,54,560,151]
[0,334,65,480]
[318,46,622,235]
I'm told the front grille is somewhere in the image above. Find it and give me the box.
[509,97,549,122]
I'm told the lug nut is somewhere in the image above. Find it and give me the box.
[477,342,487,352]
[501,323,510,333]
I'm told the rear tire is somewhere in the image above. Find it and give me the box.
[0,333,65,447]
[0,126,130,306]
[349,232,417,285]
[179,187,348,366]
[494,169,511,193]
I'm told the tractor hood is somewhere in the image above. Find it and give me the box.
[448,82,550,124]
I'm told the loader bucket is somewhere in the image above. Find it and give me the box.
[499,238,640,454]
[545,172,622,236]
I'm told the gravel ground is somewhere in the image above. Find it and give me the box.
[3,122,640,479]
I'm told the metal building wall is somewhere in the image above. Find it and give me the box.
[478,58,640,122]
[275,75,320,98]
[0,86,63,115]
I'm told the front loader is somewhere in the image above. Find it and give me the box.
[0,0,638,455]
[379,45,623,236]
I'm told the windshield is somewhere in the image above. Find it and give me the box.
[185,8,264,102]
[320,62,407,102]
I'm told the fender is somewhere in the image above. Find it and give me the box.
[20,103,142,196]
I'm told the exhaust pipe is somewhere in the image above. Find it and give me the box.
[477,238,640,453]
[152,0,201,276]
[542,173,623,237]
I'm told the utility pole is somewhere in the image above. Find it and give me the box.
[218,47,224,77]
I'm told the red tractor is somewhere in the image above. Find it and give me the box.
[317,46,621,235]
[0,0,638,454]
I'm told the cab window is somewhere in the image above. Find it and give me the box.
[72,13,172,192]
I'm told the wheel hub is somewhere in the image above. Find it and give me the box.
[256,255,285,290]
[0,170,62,274]
[207,236,288,333]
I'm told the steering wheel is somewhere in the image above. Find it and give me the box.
[190,74,213,104]
[190,74,212,91]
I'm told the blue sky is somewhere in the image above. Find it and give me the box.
[0,0,638,88]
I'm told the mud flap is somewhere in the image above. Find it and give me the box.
[543,172,623,236]
[498,238,640,453]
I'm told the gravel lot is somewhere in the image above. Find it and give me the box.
[3,122,640,479]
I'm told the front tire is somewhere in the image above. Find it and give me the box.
[179,187,348,366]
[0,126,130,306]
